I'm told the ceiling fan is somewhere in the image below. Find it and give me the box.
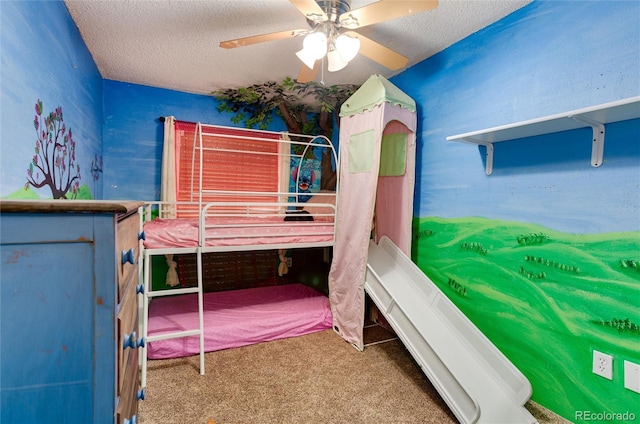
[219,0,438,83]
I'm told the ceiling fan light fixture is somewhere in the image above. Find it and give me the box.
[296,48,318,69]
[296,31,328,69]
[220,0,439,81]
[304,31,328,58]
[327,48,348,72]
[335,33,360,63]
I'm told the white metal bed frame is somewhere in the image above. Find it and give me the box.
[139,122,338,387]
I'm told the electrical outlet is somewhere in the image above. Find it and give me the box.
[593,350,613,380]
[623,361,640,394]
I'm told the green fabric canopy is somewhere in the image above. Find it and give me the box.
[340,74,416,117]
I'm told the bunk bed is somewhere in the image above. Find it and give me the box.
[140,122,338,386]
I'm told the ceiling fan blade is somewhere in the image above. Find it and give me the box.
[346,31,408,70]
[220,29,308,49]
[340,0,438,29]
[290,0,328,23]
[297,60,320,83]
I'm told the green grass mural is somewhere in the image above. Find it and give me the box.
[412,216,640,423]
[4,184,94,200]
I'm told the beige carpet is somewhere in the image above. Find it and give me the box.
[139,328,570,424]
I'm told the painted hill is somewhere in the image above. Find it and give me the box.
[412,216,640,420]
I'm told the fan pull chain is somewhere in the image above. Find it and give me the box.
[320,56,325,85]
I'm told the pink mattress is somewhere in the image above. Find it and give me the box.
[143,217,334,249]
[146,283,333,359]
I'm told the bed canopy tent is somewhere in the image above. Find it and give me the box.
[329,74,417,350]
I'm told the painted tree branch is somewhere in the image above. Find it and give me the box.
[26,100,81,199]
[213,78,357,190]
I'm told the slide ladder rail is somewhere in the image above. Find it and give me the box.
[365,236,537,424]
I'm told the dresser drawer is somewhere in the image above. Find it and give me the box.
[117,213,140,302]
[117,281,138,396]
[116,343,139,424]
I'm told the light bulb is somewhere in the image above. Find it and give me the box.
[327,49,348,72]
[296,32,328,69]
[335,34,360,63]
[303,32,327,59]
[296,48,318,69]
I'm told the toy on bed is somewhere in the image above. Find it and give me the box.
[291,162,318,202]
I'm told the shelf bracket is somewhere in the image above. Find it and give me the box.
[569,115,605,167]
[462,138,494,175]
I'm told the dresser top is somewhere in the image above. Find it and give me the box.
[0,200,143,214]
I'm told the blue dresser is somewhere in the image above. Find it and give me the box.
[0,200,144,424]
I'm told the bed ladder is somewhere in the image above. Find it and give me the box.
[140,248,206,388]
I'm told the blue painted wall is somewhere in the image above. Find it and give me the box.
[105,81,251,200]
[392,0,639,234]
[0,1,103,199]
[391,1,640,421]
[102,80,288,200]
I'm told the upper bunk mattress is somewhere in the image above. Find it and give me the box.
[143,217,334,249]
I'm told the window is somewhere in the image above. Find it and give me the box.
[173,121,284,215]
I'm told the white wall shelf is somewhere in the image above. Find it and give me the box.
[446,96,640,175]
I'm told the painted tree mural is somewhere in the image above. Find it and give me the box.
[25,99,81,199]
[213,78,357,190]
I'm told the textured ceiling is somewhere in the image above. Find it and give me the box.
[64,0,531,94]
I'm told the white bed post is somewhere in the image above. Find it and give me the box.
[196,122,206,375]
[196,246,205,375]
[141,248,151,388]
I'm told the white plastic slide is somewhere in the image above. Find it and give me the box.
[365,236,538,424]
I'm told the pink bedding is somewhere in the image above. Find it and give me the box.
[143,217,334,249]
[146,283,333,359]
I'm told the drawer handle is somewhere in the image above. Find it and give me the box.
[137,389,146,401]
[137,337,146,348]
[124,415,137,424]
[138,231,146,241]
[121,248,135,265]
[136,284,145,294]
[123,332,137,349]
